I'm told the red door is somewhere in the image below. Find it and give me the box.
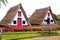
[17,18,22,28]
[47,18,50,24]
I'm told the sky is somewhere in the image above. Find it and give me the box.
[0,0,60,21]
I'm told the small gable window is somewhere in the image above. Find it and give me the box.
[23,20,25,24]
[44,20,47,22]
[13,20,16,24]
[18,11,21,16]
[51,20,53,22]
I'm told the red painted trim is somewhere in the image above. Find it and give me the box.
[10,25,17,29]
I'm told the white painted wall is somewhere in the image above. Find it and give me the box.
[43,10,54,24]
[11,8,28,25]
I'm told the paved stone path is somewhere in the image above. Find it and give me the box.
[17,36,60,40]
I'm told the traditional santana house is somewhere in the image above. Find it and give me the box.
[0,3,31,29]
[0,3,56,30]
[29,7,56,26]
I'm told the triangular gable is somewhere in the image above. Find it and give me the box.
[11,9,28,25]
[43,10,55,24]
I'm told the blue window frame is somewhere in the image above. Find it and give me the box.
[44,20,47,22]
[13,20,16,24]
[51,20,53,22]
[23,20,25,24]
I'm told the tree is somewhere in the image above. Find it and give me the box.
[53,14,57,20]
[0,0,8,6]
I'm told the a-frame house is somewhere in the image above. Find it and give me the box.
[29,7,56,26]
[0,3,31,29]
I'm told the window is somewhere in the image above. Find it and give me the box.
[23,20,25,24]
[18,11,21,16]
[44,20,47,22]
[13,20,16,24]
[51,20,53,22]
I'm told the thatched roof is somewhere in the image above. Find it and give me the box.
[0,5,56,27]
[29,7,56,25]
[0,4,20,27]
[0,3,31,27]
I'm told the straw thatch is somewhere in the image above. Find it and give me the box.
[0,4,19,27]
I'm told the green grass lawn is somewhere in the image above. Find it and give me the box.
[2,30,60,39]
[2,31,40,39]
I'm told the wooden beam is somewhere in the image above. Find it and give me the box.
[20,3,31,26]
[48,7,56,24]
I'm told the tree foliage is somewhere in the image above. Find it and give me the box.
[0,0,8,6]
[53,14,57,20]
